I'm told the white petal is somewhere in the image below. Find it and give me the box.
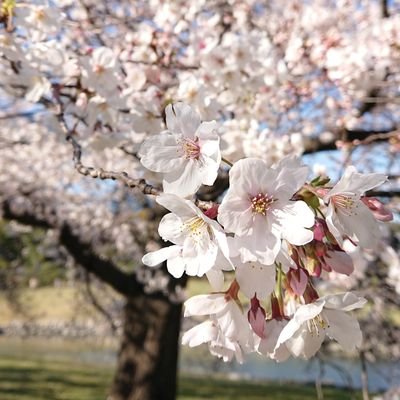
[206,269,224,291]
[323,292,367,312]
[272,342,291,362]
[277,201,314,246]
[139,133,184,173]
[158,213,185,245]
[166,102,200,139]
[218,193,253,235]
[235,261,276,299]
[167,255,186,278]
[228,158,279,195]
[217,301,246,339]
[259,319,290,362]
[200,137,220,159]
[183,238,218,276]
[327,166,387,197]
[274,155,310,194]
[293,301,326,324]
[325,203,345,246]
[286,324,325,359]
[336,202,380,249]
[209,223,234,269]
[324,309,362,352]
[236,218,281,265]
[182,320,217,347]
[156,193,196,219]
[142,245,181,266]
[163,158,202,197]
[196,120,218,141]
[184,293,227,317]
[199,155,220,186]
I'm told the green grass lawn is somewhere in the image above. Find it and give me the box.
[0,286,367,399]
[0,354,361,400]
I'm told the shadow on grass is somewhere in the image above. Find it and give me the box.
[178,376,361,400]
[0,356,112,400]
[0,355,362,400]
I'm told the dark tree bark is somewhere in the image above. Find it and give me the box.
[110,294,182,400]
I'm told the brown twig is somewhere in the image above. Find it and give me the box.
[65,133,215,210]
[66,134,160,196]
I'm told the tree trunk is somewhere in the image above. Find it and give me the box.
[109,293,182,400]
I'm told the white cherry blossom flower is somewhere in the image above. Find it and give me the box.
[81,47,119,95]
[182,292,254,363]
[218,156,315,265]
[323,166,387,249]
[15,4,63,40]
[14,65,52,103]
[142,194,230,278]
[182,317,245,363]
[275,292,366,359]
[139,103,221,198]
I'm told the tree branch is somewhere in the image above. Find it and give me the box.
[1,197,142,296]
[367,190,400,198]
[304,128,397,154]
[66,134,160,196]
[381,0,389,18]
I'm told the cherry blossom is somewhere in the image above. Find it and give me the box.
[275,292,367,359]
[218,156,315,265]
[0,0,398,375]
[182,290,254,363]
[323,166,387,249]
[139,103,221,198]
[142,194,230,278]
[81,47,119,96]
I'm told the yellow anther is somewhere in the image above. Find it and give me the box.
[183,216,208,240]
[179,138,200,160]
[306,314,329,336]
[250,193,274,216]
[331,194,358,216]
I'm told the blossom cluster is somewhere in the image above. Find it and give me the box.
[1,0,400,163]
[0,0,398,364]
[140,102,392,362]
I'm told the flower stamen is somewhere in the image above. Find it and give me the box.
[251,193,274,216]
[331,194,358,216]
[180,137,200,160]
[306,314,329,336]
[183,216,209,241]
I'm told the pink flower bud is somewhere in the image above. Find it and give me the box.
[315,241,326,258]
[270,294,286,320]
[313,220,325,241]
[303,284,319,304]
[311,262,322,277]
[204,204,219,220]
[288,268,308,296]
[362,197,393,222]
[248,296,266,339]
